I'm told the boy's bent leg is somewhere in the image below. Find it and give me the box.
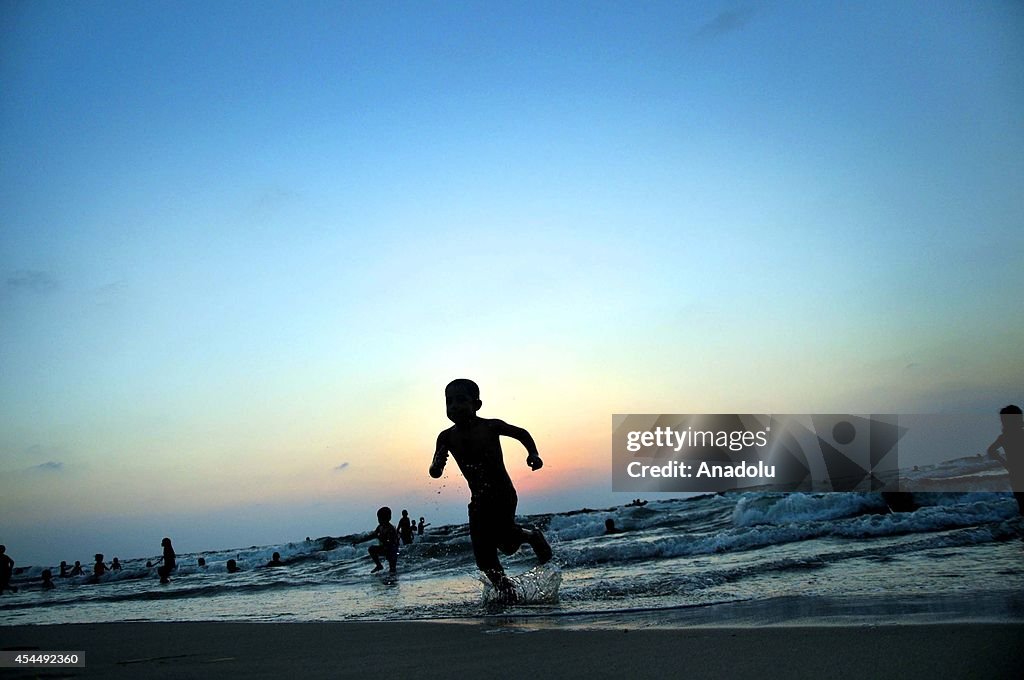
[368,545,384,572]
[526,527,552,564]
[497,525,552,564]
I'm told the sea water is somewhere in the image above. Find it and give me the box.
[4,461,1024,627]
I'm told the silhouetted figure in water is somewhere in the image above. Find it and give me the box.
[41,569,55,590]
[156,537,176,584]
[266,552,285,567]
[226,559,241,573]
[430,379,552,600]
[418,517,429,535]
[604,518,624,535]
[69,561,84,576]
[987,404,1024,515]
[59,560,69,577]
[111,557,122,571]
[197,557,206,568]
[398,509,415,545]
[92,554,107,581]
[0,545,15,595]
[354,506,400,574]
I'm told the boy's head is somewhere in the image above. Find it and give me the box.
[445,379,481,424]
[377,506,392,523]
[402,509,409,517]
[1000,404,1023,429]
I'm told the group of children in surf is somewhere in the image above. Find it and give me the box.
[351,509,429,574]
[0,553,129,593]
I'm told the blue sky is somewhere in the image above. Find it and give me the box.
[2,1,1022,566]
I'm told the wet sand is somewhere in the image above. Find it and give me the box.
[2,621,1022,679]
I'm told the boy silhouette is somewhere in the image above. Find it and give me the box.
[987,404,1024,515]
[354,506,400,574]
[397,509,415,545]
[430,379,552,598]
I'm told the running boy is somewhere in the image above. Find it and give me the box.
[429,379,551,598]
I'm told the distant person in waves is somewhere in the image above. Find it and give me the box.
[266,552,285,567]
[418,517,429,535]
[398,509,415,545]
[0,545,16,595]
[155,537,176,584]
[92,554,108,582]
[226,559,242,573]
[430,379,552,601]
[69,561,83,576]
[111,557,122,571]
[353,506,400,574]
[604,518,624,535]
[41,569,55,590]
[987,404,1024,515]
[59,560,69,577]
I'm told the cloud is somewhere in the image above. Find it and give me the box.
[6,270,59,294]
[694,6,757,40]
[31,461,64,472]
[94,280,129,307]
[334,462,350,471]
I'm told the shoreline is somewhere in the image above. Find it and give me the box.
[3,621,1023,679]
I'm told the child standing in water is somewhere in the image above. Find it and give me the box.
[987,404,1024,515]
[156,537,176,584]
[354,506,400,574]
[430,379,552,599]
[92,554,107,582]
[0,545,15,595]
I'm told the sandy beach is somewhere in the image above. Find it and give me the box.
[3,621,1022,679]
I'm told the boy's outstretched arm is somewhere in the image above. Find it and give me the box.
[495,421,543,470]
[429,431,449,478]
[352,526,380,546]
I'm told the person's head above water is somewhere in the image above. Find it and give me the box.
[445,379,481,424]
[1000,404,1023,430]
[377,506,392,523]
[161,537,172,548]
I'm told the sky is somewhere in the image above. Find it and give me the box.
[1,1,1022,567]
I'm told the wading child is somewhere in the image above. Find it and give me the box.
[354,506,400,574]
